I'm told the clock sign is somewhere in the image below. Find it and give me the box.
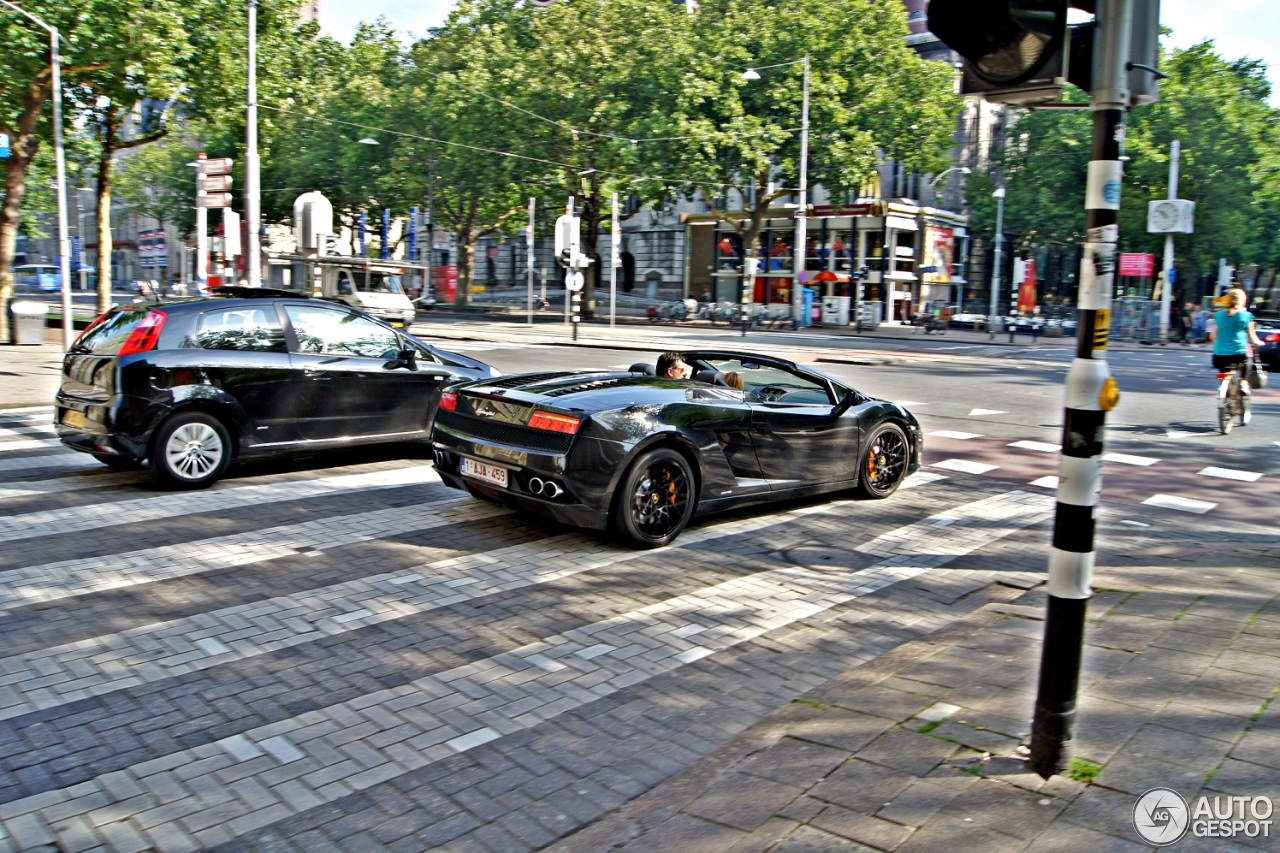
[1147,199,1194,234]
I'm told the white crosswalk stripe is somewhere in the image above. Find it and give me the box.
[0,489,496,611]
[0,491,1050,846]
[0,473,960,719]
[0,464,442,544]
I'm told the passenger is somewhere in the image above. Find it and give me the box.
[724,371,745,389]
[656,351,691,379]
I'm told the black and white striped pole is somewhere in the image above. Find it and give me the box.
[1029,0,1131,778]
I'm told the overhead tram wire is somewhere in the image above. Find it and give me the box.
[255,103,763,196]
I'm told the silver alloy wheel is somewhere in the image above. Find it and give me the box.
[164,420,225,480]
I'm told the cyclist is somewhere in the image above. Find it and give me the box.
[1208,288,1264,393]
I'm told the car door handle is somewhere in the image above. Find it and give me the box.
[303,368,330,379]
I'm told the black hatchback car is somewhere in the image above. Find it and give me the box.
[54,287,498,488]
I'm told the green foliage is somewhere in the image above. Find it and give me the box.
[977,39,1280,291]
[1068,756,1101,783]
[670,0,960,254]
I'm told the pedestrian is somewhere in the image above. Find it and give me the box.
[1191,305,1210,343]
[1179,302,1194,343]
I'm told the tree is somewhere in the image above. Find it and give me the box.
[64,0,194,311]
[387,1,553,307]
[977,40,1280,303]
[0,1,103,343]
[1124,45,1279,296]
[498,0,701,314]
[661,0,961,291]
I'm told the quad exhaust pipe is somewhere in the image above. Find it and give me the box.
[527,477,563,498]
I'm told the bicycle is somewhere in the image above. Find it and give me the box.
[646,301,689,323]
[1216,362,1250,434]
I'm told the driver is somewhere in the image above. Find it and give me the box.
[656,351,692,379]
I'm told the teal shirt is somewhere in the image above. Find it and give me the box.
[1212,309,1253,356]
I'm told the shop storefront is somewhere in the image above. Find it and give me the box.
[683,201,967,327]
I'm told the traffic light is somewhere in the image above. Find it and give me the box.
[927,0,1092,105]
[928,0,1161,107]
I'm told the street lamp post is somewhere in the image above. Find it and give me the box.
[743,56,810,326]
[1,0,73,349]
[928,167,971,312]
[245,0,262,287]
[989,187,1006,339]
[927,166,971,196]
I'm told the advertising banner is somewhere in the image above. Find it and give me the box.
[1017,258,1037,314]
[1118,252,1155,277]
[139,229,168,268]
[922,226,955,283]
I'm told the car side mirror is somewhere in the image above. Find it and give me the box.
[832,390,858,418]
[383,346,418,371]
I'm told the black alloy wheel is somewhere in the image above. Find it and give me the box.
[613,448,695,548]
[150,411,232,489]
[856,423,909,499]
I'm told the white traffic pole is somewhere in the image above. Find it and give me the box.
[1158,140,1179,343]
[610,193,619,330]
[526,197,535,325]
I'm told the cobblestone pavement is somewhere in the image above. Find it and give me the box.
[1,325,1277,852]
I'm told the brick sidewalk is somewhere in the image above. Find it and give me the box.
[550,522,1280,852]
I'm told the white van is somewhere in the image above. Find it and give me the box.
[328,264,416,327]
[266,256,420,326]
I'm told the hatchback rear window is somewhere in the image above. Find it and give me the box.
[72,307,154,355]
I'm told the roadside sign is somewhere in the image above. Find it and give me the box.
[197,192,232,208]
[198,157,233,175]
[0,133,9,158]
[203,174,233,192]
[1118,253,1154,277]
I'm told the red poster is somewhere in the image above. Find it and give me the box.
[1017,259,1037,314]
[1118,253,1155,277]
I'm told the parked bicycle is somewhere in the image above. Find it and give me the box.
[1216,365,1250,434]
[646,301,689,323]
[707,302,742,326]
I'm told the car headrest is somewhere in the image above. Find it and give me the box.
[629,362,656,375]
[692,369,728,386]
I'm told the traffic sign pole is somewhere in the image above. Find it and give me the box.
[1030,0,1133,780]
[1158,140,1179,343]
[195,154,208,293]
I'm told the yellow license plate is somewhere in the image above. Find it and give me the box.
[63,410,86,429]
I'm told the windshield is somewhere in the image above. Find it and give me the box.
[358,272,404,295]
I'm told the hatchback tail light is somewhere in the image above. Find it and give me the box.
[117,310,167,356]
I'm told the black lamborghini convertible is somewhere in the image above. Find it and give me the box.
[430,351,924,548]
